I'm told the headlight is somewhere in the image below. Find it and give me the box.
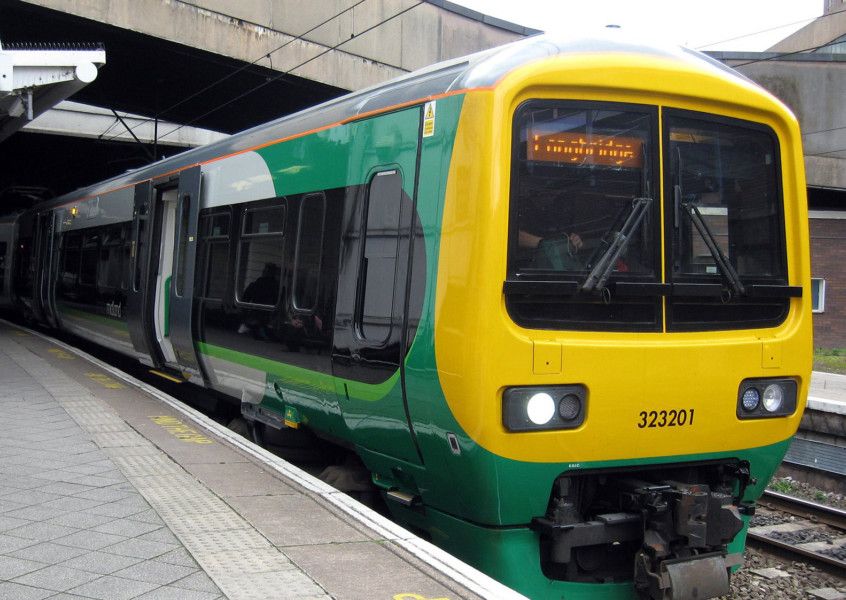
[762,384,784,412]
[503,385,587,432]
[737,379,797,419]
[558,394,582,421]
[526,392,556,425]
[740,388,760,412]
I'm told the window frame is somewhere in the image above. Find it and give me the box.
[507,99,661,284]
[79,230,100,287]
[173,193,192,299]
[292,192,326,313]
[662,108,791,332]
[354,169,403,345]
[196,208,232,302]
[662,107,788,287]
[60,231,82,293]
[234,200,286,309]
[96,224,125,293]
[504,99,663,333]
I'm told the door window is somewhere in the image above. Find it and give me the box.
[357,171,403,344]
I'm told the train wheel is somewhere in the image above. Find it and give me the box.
[227,416,250,437]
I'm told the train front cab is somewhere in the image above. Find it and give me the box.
[431,52,812,598]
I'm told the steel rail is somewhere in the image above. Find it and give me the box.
[747,490,846,576]
[746,531,846,575]
[760,490,846,530]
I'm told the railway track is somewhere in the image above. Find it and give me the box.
[747,490,846,575]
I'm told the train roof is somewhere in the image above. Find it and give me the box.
[47,30,760,208]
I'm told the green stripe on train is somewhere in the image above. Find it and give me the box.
[56,302,129,335]
[196,341,398,400]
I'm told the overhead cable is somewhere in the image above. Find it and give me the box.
[158,1,423,142]
[100,0,367,144]
[695,13,824,50]
[730,38,846,67]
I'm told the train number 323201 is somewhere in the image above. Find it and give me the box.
[637,409,695,429]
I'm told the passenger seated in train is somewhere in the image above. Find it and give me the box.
[243,263,280,305]
[238,263,280,339]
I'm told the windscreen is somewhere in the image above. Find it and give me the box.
[668,116,786,281]
[664,112,789,330]
[510,102,656,278]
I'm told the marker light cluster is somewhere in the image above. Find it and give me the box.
[737,379,797,419]
[503,385,587,432]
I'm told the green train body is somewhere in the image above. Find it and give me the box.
[2,33,812,599]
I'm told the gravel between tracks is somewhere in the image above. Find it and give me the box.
[719,548,846,599]
[769,476,846,511]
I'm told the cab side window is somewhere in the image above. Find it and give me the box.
[357,171,402,344]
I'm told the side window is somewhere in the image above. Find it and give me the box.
[358,170,402,343]
[97,226,124,293]
[132,201,148,292]
[293,193,326,312]
[61,233,82,292]
[236,203,285,307]
[197,210,230,300]
[174,194,191,298]
[80,232,99,286]
[14,234,33,297]
[121,223,131,291]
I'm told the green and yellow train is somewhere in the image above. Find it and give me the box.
[0,32,812,599]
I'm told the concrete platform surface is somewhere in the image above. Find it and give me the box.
[0,322,525,600]
[810,371,846,415]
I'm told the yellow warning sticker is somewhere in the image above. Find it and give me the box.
[151,415,214,444]
[48,347,74,360]
[422,101,436,138]
[86,372,124,389]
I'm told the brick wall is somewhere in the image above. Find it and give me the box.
[809,217,846,349]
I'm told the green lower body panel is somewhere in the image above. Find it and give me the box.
[382,441,788,599]
[391,502,637,599]
[391,502,753,600]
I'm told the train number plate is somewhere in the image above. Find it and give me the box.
[637,409,695,429]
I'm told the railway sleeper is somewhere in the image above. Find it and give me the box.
[531,462,748,599]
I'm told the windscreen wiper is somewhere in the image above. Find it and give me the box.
[680,202,746,298]
[581,197,652,295]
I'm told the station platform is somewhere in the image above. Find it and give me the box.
[0,322,524,600]
[809,371,846,415]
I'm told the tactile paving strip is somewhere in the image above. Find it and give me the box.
[92,431,149,447]
[179,528,272,555]
[4,337,331,600]
[85,423,134,433]
[111,454,185,477]
[196,548,295,574]
[130,474,199,491]
[214,570,329,600]
[166,511,252,535]
[143,488,232,519]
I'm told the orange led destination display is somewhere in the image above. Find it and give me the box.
[528,131,643,167]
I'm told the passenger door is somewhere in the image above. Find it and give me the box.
[332,168,422,465]
[126,181,161,365]
[33,211,59,328]
[125,169,204,377]
[167,166,204,377]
